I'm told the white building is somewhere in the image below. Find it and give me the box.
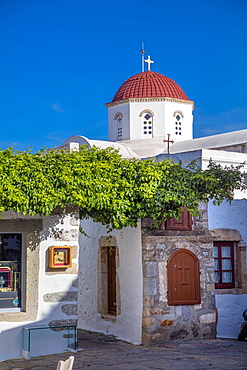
[64,67,247,344]
[1,62,247,362]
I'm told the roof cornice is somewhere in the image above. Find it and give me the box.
[106,97,194,109]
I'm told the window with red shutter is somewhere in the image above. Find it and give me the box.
[214,242,234,289]
[167,249,201,305]
[166,208,192,231]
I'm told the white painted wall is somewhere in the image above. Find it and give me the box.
[163,101,193,141]
[108,100,193,143]
[0,212,79,362]
[0,322,24,361]
[215,294,247,339]
[208,199,247,245]
[108,103,130,141]
[77,219,143,344]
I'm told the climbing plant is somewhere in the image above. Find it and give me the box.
[0,146,245,229]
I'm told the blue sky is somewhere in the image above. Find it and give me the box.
[1,0,247,152]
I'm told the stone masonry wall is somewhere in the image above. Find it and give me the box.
[141,204,217,344]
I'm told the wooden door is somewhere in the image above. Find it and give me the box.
[167,249,201,305]
[107,247,117,315]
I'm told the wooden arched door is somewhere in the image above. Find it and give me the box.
[167,249,201,305]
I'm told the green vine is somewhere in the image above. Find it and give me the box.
[0,146,244,230]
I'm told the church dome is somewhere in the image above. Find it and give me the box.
[112,71,189,102]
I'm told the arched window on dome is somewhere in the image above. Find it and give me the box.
[114,113,123,141]
[174,111,184,138]
[140,110,154,138]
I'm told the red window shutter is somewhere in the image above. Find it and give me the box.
[167,249,201,305]
[166,208,192,231]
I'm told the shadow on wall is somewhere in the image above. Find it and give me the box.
[0,279,78,362]
[40,206,80,243]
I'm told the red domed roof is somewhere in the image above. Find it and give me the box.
[112,71,189,102]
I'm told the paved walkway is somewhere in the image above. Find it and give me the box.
[1,331,247,370]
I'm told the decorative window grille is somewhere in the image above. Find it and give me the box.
[142,112,153,138]
[175,113,182,136]
[116,115,123,140]
[214,242,235,289]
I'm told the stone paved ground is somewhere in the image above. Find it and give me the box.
[1,331,247,370]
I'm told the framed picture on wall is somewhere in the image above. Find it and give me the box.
[48,246,72,268]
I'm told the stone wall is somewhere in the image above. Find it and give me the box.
[141,205,217,344]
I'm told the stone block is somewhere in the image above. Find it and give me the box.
[150,307,168,315]
[144,251,157,261]
[99,235,117,247]
[43,291,78,302]
[204,259,214,267]
[48,319,77,331]
[211,228,241,241]
[191,323,199,337]
[207,284,215,292]
[151,332,164,341]
[158,262,167,303]
[199,313,216,324]
[201,211,208,221]
[193,221,203,230]
[142,317,157,327]
[144,262,157,277]
[198,202,208,211]
[160,319,174,327]
[156,243,166,250]
[144,242,154,250]
[143,305,150,317]
[202,323,215,338]
[61,304,78,316]
[144,277,157,296]
[143,297,155,306]
[181,306,191,321]
[170,329,189,340]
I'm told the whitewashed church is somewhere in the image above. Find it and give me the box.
[1,56,247,362]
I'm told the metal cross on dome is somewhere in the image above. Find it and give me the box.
[144,55,154,71]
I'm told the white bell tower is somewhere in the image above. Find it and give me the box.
[106,54,194,146]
